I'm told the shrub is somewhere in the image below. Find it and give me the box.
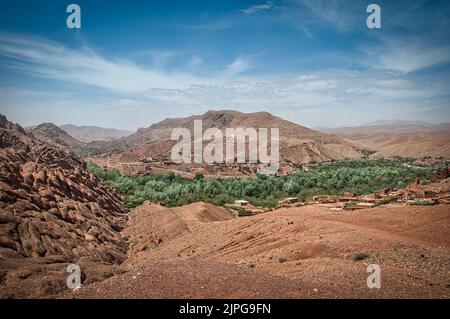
[194,172,204,180]
[352,252,369,261]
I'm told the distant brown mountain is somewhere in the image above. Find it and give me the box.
[322,120,450,135]
[60,124,133,143]
[31,123,84,149]
[322,122,450,158]
[90,110,372,164]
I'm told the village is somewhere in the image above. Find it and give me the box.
[226,166,450,216]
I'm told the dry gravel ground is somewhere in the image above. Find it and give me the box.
[68,202,450,299]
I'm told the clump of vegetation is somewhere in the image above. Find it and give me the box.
[278,257,288,263]
[76,148,102,158]
[409,201,435,206]
[87,158,436,209]
[352,252,370,261]
[232,207,254,217]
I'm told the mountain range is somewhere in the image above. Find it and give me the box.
[322,121,450,158]
[22,111,450,163]
[87,110,371,165]
[60,124,133,143]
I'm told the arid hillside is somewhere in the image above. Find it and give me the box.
[323,123,450,159]
[87,110,372,176]
[31,123,85,149]
[0,114,127,298]
[71,191,450,299]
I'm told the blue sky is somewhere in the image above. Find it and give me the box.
[0,0,449,130]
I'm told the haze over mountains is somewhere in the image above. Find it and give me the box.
[60,125,133,143]
[321,120,450,159]
[27,124,133,144]
[323,120,450,134]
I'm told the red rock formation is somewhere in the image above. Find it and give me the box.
[0,114,127,298]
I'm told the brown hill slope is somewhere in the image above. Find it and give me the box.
[32,123,84,149]
[323,123,450,158]
[0,114,127,298]
[72,197,450,298]
[60,124,132,143]
[90,110,371,165]
[349,132,450,158]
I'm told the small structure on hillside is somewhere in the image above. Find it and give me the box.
[234,200,249,207]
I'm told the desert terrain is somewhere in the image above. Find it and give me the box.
[323,121,450,159]
[1,0,450,304]
[71,200,450,299]
[0,112,449,299]
[85,110,372,177]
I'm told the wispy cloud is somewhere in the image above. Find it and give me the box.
[186,17,235,31]
[358,35,450,73]
[0,32,448,129]
[225,56,251,76]
[188,55,204,67]
[301,26,314,39]
[242,1,274,14]
[0,33,205,93]
[295,78,337,92]
[298,0,360,32]
[131,49,179,68]
[377,41,450,73]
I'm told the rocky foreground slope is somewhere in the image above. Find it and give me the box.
[72,199,450,299]
[0,114,127,298]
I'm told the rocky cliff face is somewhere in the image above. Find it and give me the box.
[0,114,127,298]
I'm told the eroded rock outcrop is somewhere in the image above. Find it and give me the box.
[0,114,127,298]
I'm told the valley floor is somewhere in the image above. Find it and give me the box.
[68,202,450,299]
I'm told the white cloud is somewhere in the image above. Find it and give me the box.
[242,1,274,14]
[296,75,319,81]
[378,44,450,73]
[117,98,139,108]
[296,79,338,92]
[225,56,251,75]
[359,35,450,73]
[0,33,448,129]
[0,33,205,93]
[147,50,178,68]
[298,0,359,31]
[188,55,203,67]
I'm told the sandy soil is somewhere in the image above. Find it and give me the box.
[69,202,450,299]
[330,131,450,159]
